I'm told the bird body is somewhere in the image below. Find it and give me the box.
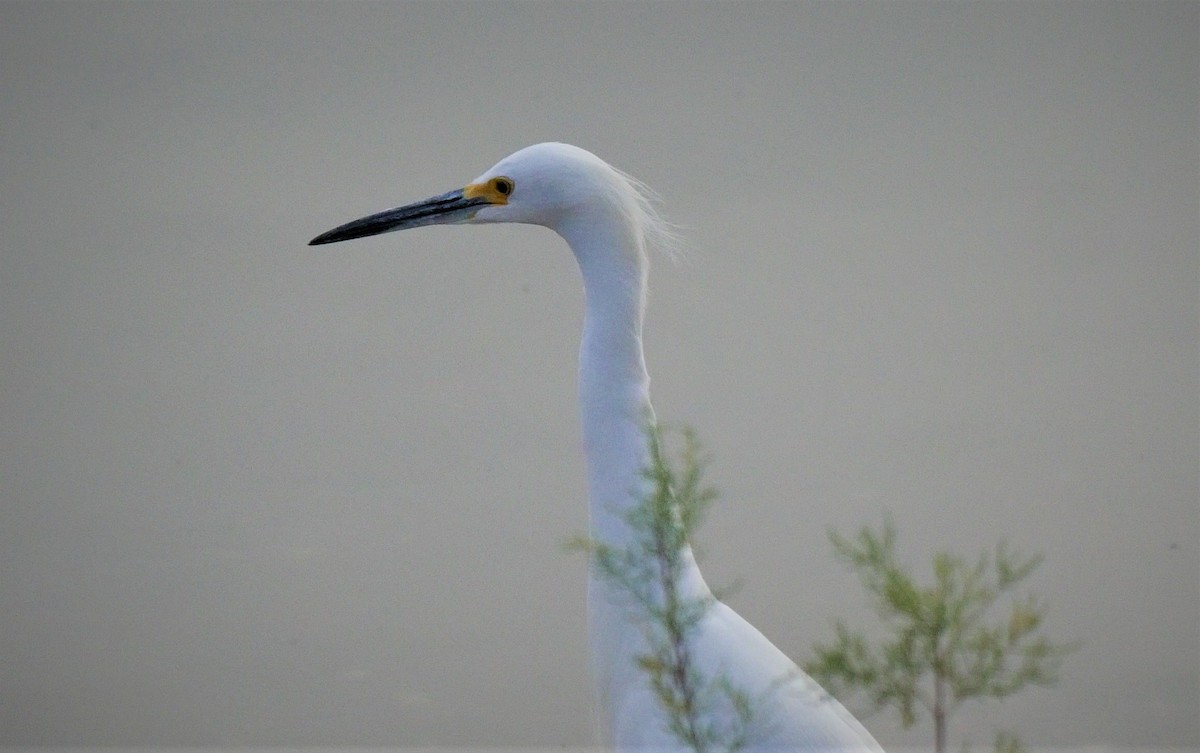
[311,143,883,752]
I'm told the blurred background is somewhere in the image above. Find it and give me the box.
[1,2,1196,749]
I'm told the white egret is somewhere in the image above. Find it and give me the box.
[310,142,882,752]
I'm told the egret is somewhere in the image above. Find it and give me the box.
[310,143,882,752]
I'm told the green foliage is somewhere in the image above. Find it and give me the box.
[804,516,1077,753]
[569,423,753,753]
[992,730,1029,753]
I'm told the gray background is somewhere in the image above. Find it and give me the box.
[1,1,1196,749]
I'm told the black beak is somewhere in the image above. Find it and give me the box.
[309,188,487,246]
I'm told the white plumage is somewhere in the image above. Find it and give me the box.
[311,142,883,752]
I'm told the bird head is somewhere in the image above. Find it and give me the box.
[308,142,635,246]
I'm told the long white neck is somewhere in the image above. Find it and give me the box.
[560,212,653,546]
[558,207,712,734]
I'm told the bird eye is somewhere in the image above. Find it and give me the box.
[493,177,513,196]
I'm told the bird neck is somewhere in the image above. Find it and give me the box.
[560,214,654,547]
[559,208,712,727]
[560,212,711,590]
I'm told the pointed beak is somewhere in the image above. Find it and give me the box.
[308,188,487,246]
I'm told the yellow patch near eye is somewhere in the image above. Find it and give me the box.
[464,177,511,205]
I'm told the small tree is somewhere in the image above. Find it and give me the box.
[570,423,754,752]
[804,517,1077,753]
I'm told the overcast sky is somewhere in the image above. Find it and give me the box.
[1,1,1196,749]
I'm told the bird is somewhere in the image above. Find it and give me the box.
[310,142,883,752]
